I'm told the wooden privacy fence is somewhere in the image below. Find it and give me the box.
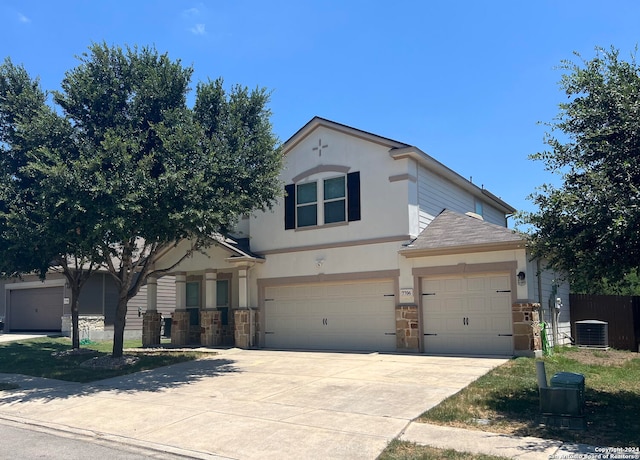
[569,294,640,352]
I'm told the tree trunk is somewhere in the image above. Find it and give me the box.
[112,294,129,358]
[71,284,80,349]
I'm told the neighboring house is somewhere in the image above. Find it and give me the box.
[0,271,175,340]
[147,117,571,356]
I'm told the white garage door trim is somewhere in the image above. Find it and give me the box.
[260,275,398,352]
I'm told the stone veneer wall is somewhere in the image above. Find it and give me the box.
[142,311,162,347]
[396,305,419,350]
[171,310,190,346]
[61,315,105,341]
[513,302,542,357]
[234,309,255,349]
[200,309,222,346]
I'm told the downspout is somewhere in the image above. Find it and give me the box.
[536,259,544,323]
[549,283,559,346]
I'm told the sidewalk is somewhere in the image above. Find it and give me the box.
[401,422,616,460]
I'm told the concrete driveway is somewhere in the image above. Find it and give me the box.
[0,349,508,459]
[0,332,52,343]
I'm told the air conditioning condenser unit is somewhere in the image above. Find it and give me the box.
[575,320,608,348]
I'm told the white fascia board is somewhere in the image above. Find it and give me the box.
[389,146,516,214]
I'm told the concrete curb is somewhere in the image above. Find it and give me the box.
[0,414,230,460]
[400,422,607,460]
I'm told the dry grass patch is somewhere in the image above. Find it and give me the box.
[418,347,640,447]
[379,440,509,460]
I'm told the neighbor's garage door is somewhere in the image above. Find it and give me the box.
[9,287,64,331]
[264,279,396,351]
[422,274,513,355]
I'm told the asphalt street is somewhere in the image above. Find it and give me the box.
[0,419,198,460]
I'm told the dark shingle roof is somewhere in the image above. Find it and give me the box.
[403,209,525,254]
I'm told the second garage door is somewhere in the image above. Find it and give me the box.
[263,279,397,351]
[422,274,513,355]
[9,287,64,332]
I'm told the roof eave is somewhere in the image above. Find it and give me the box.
[390,147,516,214]
[400,240,526,258]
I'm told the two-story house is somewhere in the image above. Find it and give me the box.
[148,117,571,356]
[2,117,570,355]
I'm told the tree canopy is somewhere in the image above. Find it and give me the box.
[522,47,640,294]
[0,43,283,355]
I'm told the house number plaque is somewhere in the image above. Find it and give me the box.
[399,288,413,303]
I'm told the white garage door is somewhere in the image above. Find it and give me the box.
[264,279,396,351]
[422,274,513,355]
[10,287,64,331]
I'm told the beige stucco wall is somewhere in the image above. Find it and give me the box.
[249,125,412,253]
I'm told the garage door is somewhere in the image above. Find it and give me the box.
[422,274,513,355]
[264,279,396,351]
[10,287,64,331]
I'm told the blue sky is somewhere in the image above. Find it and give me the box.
[2,1,639,224]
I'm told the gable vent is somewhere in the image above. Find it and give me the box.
[575,320,608,348]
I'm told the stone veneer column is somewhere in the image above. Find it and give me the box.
[396,305,419,351]
[171,273,189,346]
[201,270,222,346]
[512,302,542,357]
[234,309,255,349]
[200,309,222,346]
[142,276,161,347]
[142,312,162,347]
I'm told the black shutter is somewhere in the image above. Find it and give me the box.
[347,171,361,222]
[284,184,295,230]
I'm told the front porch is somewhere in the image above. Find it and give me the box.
[142,238,262,349]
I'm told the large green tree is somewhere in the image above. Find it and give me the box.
[523,47,640,293]
[1,43,283,356]
[0,58,101,349]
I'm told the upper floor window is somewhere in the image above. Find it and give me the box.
[285,171,360,230]
[323,176,346,224]
[296,182,318,227]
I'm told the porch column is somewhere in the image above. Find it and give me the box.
[205,270,217,309]
[238,268,248,309]
[234,267,255,348]
[201,269,222,346]
[142,276,161,347]
[171,272,189,346]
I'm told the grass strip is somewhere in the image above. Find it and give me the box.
[0,337,207,383]
[419,347,640,447]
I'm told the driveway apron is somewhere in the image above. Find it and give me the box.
[0,349,507,459]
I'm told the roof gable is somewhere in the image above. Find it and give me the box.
[282,116,410,155]
[282,117,515,214]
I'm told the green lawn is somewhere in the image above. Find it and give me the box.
[0,337,208,383]
[417,347,640,447]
